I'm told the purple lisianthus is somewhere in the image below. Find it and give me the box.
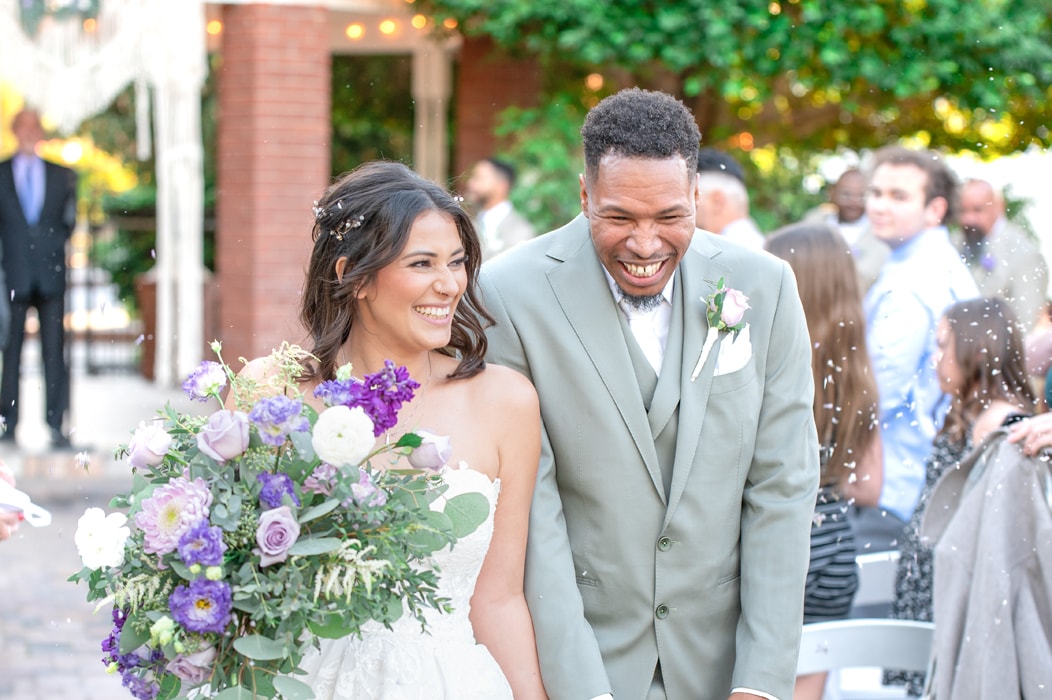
[182,361,227,402]
[303,463,338,496]
[197,409,250,463]
[312,378,355,408]
[177,521,227,568]
[350,468,387,508]
[255,505,300,567]
[169,579,233,634]
[135,476,213,555]
[257,472,301,509]
[166,646,217,685]
[248,396,310,447]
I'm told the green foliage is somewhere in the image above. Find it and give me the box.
[494,96,587,234]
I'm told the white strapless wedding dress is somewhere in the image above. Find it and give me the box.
[298,465,512,699]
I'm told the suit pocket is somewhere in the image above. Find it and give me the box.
[708,362,758,395]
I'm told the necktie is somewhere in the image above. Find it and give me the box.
[619,298,666,373]
[18,159,39,225]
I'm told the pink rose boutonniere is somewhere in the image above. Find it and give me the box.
[690,277,750,382]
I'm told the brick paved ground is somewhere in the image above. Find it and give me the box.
[0,341,204,700]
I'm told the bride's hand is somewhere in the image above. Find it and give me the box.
[1007,413,1052,456]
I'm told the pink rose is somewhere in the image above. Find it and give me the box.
[127,420,173,468]
[255,505,300,567]
[407,430,452,471]
[196,410,250,463]
[720,288,750,327]
[165,646,216,684]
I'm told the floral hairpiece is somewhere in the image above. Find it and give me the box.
[312,200,365,241]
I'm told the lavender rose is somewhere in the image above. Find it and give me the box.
[720,288,751,327]
[196,410,250,463]
[165,646,217,685]
[126,420,172,469]
[407,430,452,471]
[255,505,300,567]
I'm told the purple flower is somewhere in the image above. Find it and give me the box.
[196,410,250,463]
[351,468,387,508]
[165,646,216,685]
[177,521,227,567]
[122,673,160,700]
[248,396,310,447]
[126,420,172,469]
[352,361,419,436]
[135,476,213,555]
[303,463,338,496]
[407,430,452,471]
[255,505,300,567]
[169,579,233,634]
[313,379,355,408]
[257,472,300,509]
[182,361,227,402]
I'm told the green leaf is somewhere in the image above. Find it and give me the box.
[287,536,344,556]
[211,687,260,700]
[406,510,455,553]
[232,634,287,661]
[168,560,196,582]
[272,676,316,700]
[395,432,423,449]
[297,499,340,524]
[156,672,182,700]
[443,492,490,538]
[289,430,316,463]
[118,612,151,654]
[308,614,356,640]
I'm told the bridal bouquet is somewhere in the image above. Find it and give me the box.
[70,343,486,700]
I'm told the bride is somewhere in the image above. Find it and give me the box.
[236,161,547,699]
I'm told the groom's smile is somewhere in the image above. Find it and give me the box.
[581,154,698,297]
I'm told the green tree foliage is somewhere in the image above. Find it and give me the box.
[331,55,416,174]
[422,0,1052,229]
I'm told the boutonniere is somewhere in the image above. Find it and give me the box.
[690,277,750,381]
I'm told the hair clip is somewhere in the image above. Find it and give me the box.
[330,215,365,241]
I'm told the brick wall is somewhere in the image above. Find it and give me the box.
[215,4,331,365]
[452,36,541,183]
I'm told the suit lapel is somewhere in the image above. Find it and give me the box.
[547,216,667,502]
[665,234,731,523]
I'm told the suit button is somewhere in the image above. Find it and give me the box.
[657,536,672,551]
[655,604,669,619]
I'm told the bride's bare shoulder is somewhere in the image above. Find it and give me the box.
[468,361,538,413]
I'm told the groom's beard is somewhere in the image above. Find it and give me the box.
[618,287,664,312]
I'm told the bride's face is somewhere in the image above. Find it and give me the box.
[354,210,468,355]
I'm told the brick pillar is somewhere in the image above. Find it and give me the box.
[452,36,541,180]
[215,4,331,365]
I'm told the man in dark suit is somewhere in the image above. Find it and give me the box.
[0,108,77,448]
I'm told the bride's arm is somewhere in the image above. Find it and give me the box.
[469,367,548,699]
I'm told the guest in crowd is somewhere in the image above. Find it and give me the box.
[803,168,888,291]
[955,178,1048,334]
[0,108,78,449]
[859,146,978,553]
[886,297,1036,696]
[463,156,536,261]
[766,222,883,700]
[694,147,765,249]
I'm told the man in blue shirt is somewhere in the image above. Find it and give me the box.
[858,146,978,552]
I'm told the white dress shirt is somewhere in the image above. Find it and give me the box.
[603,268,674,373]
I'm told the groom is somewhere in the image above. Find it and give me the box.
[480,88,819,700]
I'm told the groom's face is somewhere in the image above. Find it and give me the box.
[581,154,698,298]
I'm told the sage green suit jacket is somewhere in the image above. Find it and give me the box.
[480,215,819,700]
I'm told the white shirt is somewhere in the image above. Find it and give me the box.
[478,199,513,252]
[603,268,674,373]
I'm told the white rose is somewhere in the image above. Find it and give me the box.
[75,507,131,570]
[311,406,375,467]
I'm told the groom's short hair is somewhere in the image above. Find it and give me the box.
[581,88,701,185]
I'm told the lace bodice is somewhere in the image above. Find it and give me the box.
[299,463,511,700]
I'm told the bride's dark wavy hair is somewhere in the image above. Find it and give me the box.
[299,161,493,383]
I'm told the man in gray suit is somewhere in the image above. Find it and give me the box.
[464,156,536,260]
[481,88,819,700]
[955,178,1049,334]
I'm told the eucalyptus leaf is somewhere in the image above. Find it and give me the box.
[118,612,151,654]
[211,687,260,700]
[443,492,490,538]
[308,614,354,640]
[232,634,287,661]
[298,499,340,524]
[287,536,344,556]
[272,676,316,700]
[290,430,316,462]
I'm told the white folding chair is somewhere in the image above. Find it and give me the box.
[797,618,934,700]
[852,550,901,609]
